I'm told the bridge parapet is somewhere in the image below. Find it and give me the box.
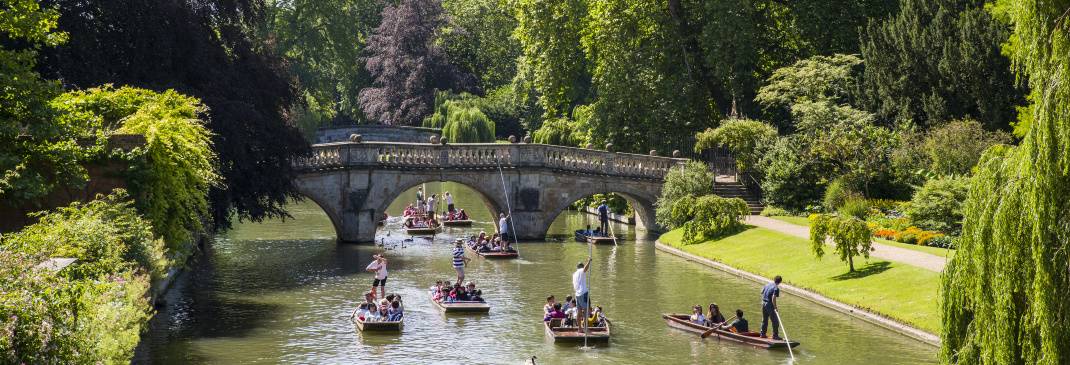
[296,142,687,180]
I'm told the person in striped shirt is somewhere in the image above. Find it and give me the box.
[452,239,469,283]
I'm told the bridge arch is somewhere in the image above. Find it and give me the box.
[292,142,685,242]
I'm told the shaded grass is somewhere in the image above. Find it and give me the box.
[659,227,941,334]
[768,215,956,258]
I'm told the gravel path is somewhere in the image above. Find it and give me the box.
[744,215,949,272]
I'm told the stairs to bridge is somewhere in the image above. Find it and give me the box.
[714,176,763,215]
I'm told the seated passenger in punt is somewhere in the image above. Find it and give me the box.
[707,303,726,326]
[457,209,469,220]
[690,305,707,325]
[544,303,567,322]
[544,296,557,316]
[587,306,607,327]
[718,309,749,333]
[430,280,485,303]
[350,291,379,321]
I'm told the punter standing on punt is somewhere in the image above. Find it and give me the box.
[761,275,783,339]
[597,200,609,236]
[573,257,593,329]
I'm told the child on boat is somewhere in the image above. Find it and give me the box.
[544,303,567,322]
[544,296,556,316]
[690,305,707,325]
[588,306,607,327]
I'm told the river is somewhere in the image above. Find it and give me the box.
[136,182,937,364]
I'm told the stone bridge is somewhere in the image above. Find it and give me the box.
[293,142,687,242]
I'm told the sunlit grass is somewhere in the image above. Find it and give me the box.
[659,227,941,334]
[768,215,956,257]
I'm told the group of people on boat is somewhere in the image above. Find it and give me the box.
[687,275,784,339]
[441,209,469,222]
[429,280,485,303]
[404,214,439,229]
[351,292,404,322]
[542,295,607,327]
[466,232,514,253]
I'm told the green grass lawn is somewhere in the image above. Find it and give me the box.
[767,215,956,258]
[659,227,941,334]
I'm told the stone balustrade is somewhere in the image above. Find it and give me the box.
[295,142,687,180]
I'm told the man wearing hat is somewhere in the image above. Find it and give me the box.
[452,239,469,283]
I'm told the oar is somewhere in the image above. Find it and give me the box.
[775,309,796,362]
[701,316,737,338]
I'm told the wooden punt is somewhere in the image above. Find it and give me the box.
[354,316,403,332]
[465,241,519,259]
[405,223,441,235]
[574,230,616,244]
[442,219,474,227]
[662,314,799,349]
[431,298,490,313]
[544,318,611,343]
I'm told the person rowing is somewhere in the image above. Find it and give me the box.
[718,309,749,333]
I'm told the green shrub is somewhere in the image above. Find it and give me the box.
[759,205,791,217]
[823,176,861,211]
[838,197,870,219]
[926,235,955,249]
[3,190,168,282]
[0,191,158,364]
[906,176,970,234]
[694,118,778,174]
[757,137,830,211]
[655,161,715,228]
[54,86,219,257]
[809,213,873,272]
[681,195,750,244]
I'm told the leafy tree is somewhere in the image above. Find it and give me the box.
[531,117,587,147]
[580,0,716,154]
[788,0,898,55]
[359,0,476,126]
[859,0,1025,129]
[755,54,863,119]
[809,213,873,272]
[0,0,84,208]
[941,2,1070,362]
[691,0,800,117]
[438,102,496,143]
[441,0,521,91]
[513,0,591,121]
[655,161,715,228]
[694,118,778,175]
[38,0,310,229]
[260,0,386,124]
[906,176,968,234]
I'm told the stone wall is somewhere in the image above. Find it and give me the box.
[316,125,441,144]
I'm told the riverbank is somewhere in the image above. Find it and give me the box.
[657,227,941,346]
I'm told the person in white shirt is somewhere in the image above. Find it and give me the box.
[690,305,707,325]
[572,257,592,330]
[498,213,510,240]
[366,254,388,299]
[445,192,455,213]
[427,195,436,215]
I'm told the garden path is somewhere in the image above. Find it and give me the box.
[744,215,949,272]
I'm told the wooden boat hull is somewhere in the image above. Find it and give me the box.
[544,318,610,343]
[431,298,490,313]
[466,245,519,259]
[442,219,473,227]
[662,314,799,349]
[405,225,441,235]
[354,318,402,332]
[575,230,616,244]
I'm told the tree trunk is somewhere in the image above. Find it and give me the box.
[848,254,855,272]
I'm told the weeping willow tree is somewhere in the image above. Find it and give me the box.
[441,103,495,143]
[941,1,1070,364]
